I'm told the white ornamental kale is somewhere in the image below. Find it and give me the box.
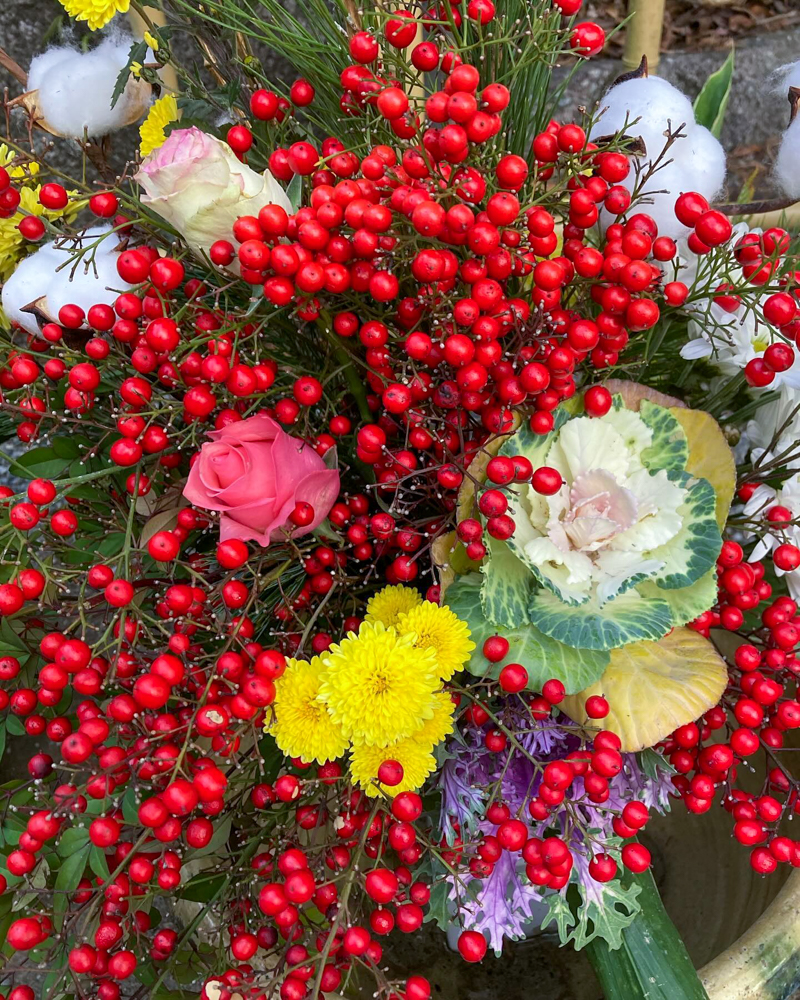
[469,397,721,661]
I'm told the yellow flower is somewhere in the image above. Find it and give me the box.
[318,621,439,748]
[143,31,160,51]
[139,94,179,157]
[413,690,456,749]
[56,0,130,30]
[267,656,348,765]
[397,601,475,680]
[349,738,437,798]
[131,62,143,78]
[365,583,422,627]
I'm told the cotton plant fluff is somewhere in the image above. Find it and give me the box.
[25,36,151,139]
[1,227,131,334]
[590,76,726,238]
[774,62,800,201]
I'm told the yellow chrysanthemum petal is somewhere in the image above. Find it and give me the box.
[318,621,439,748]
[57,0,130,30]
[267,655,348,765]
[397,601,475,680]
[349,738,437,798]
[412,690,456,749]
[365,584,423,627]
[143,31,160,51]
[139,94,178,157]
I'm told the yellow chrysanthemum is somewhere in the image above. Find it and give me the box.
[267,656,348,765]
[413,690,456,749]
[318,621,439,748]
[143,30,160,51]
[139,94,179,157]
[57,0,130,30]
[365,584,422,627]
[397,601,475,680]
[349,738,437,798]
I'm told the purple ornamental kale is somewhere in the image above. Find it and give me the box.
[437,702,675,951]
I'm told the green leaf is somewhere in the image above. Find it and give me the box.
[639,566,718,627]
[5,714,25,737]
[543,877,642,951]
[89,846,110,879]
[178,872,227,902]
[480,535,534,628]
[54,843,90,929]
[527,587,674,651]
[572,878,642,950]
[447,574,609,693]
[693,47,735,140]
[648,472,722,591]
[122,786,140,826]
[0,618,29,653]
[287,173,303,213]
[110,40,148,109]
[57,826,90,857]
[639,400,689,473]
[638,747,676,782]
[0,722,6,768]
[188,815,231,859]
[585,867,710,999]
[424,879,453,931]
[14,446,72,480]
[540,891,576,943]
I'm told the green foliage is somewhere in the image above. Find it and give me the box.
[541,876,642,951]
[54,843,90,929]
[178,871,227,902]
[693,47,735,139]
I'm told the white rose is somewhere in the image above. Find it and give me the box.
[134,127,291,260]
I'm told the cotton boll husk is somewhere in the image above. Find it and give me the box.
[775,115,800,201]
[1,245,62,335]
[26,37,150,139]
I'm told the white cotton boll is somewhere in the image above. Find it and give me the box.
[1,228,130,333]
[682,124,727,201]
[592,76,726,239]
[1,246,61,335]
[46,246,128,317]
[775,116,800,200]
[26,37,148,139]
[592,77,696,147]
[774,60,800,95]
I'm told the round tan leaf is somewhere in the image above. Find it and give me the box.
[561,627,728,751]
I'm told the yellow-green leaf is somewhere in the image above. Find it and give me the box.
[561,627,728,751]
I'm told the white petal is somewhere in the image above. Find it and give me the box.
[594,551,665,606]
[523,536,593,603]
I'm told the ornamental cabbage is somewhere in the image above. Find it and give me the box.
[445,386,733,714]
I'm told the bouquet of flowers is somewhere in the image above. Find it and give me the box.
[0,0,798,998]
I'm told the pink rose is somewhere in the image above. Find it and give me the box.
[183,414,340,546]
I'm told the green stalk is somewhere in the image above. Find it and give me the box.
[585,867,710,1000]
